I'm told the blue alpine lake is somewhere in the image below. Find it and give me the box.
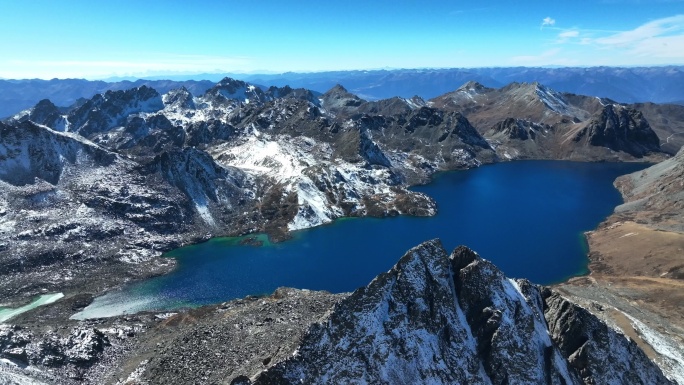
[74,161,649,319]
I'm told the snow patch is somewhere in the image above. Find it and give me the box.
[535,84,570,114]
[214,137,309,180]
[289,175,342,231]
[626,314,684,385]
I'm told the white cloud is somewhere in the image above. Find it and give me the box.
[535,14,684,65]
[556,29,581,44]
[541,17,556,30]
[592,15,684,59]
[559,30,580,39]
[595,14,684,46]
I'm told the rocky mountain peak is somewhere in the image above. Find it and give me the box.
[99,86,163,109]
[162,86,196,110]
[456,80,491,94]
[215,77,250,90]
[265,85,320,106]
[67,86,164,137]
[32,98,60,114]
[356,96,416,116]
[8,98,65,129]
[407,95,427,107]
[251,239,673,385]
[326,84,350,94]
[321,84,365,113]
[574,104,661,157]
[206,77,267,104]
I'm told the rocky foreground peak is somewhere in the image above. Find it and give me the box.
[251,240,672,385]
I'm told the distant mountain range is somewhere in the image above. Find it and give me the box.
[238,66,684,104]
[2,66,684,119]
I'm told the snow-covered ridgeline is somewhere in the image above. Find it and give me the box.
[625,314,684,385]
[253,241,672,384]
[211,133,426,231]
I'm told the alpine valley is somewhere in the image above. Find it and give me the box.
[1,77,683,384]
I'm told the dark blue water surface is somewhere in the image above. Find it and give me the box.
[75,161,649,318]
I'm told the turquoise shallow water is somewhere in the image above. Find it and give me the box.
[0,293,64,322]
[74,161,649,319]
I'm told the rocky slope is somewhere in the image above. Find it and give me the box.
[0,241,674,384]
[431,82,665,161]
[253,241,672,385]
[556,146,684,384]
[0,119,258,300]
[614,145,684,233]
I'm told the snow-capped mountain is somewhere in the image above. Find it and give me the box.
[0,78,666,301]
[0,119,258,299]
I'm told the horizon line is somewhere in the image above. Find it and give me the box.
[2,64,684,82]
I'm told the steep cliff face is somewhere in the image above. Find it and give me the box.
[252,240,671,385]
[66,86,164,138]
[544,292,672,384]
[0,121,116,186]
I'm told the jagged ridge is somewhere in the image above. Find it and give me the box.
[252,240,672,385]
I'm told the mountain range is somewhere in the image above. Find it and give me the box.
[0,76,683,383]
[1,77,675,300]
[3,66,684,120]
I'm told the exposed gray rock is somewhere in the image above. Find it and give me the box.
[574,104,661,157]
[431,81,666,161]
[544,291,672,384]
[251,241,672,385]
[67,86,164,138]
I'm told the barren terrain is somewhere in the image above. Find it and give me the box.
[557,149,684,382]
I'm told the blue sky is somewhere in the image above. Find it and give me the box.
[1,0,683,79]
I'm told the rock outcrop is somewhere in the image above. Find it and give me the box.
[251,241,671,385]
[573,104,661,157]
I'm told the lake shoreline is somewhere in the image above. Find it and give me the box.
[72,160,649,319]
[0,158,653,321]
